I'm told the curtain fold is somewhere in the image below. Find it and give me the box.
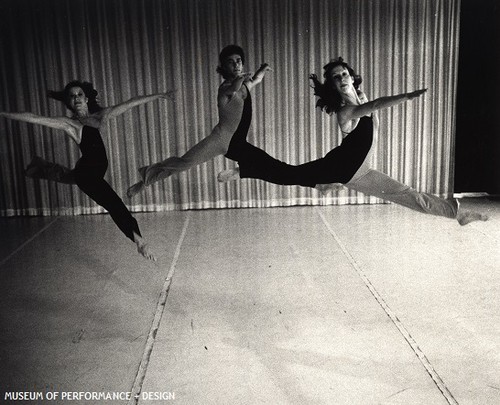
[0,0,460,216]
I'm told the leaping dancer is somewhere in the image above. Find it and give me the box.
[217,58,487,225]
[126,45,272,198]
[1,81,174,260]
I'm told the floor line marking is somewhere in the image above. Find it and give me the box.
[128,213,191,405]
[315,207,459,405]
[0,218,58,268]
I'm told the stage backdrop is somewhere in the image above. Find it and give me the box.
[0,0,460,216]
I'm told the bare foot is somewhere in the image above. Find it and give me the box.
[457,210,489,226]
[142,158,182,185]
[134,235,157,261]
[217,168,240,182]
[315,183,344,196]
[137,242,157,261]
[127,181,145,198]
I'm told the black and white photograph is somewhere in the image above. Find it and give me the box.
[0,0,499,403]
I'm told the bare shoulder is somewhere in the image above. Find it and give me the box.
[337,106,363,133]
[55,117,82,143]
[218,80,232,92]
[94,108,109,118]
[218,80,243,105]
[91,108,110,123]
[358,91,369,103]
[56,116,80,131]
[336,105,354,124]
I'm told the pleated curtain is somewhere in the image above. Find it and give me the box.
[0,0,460,216]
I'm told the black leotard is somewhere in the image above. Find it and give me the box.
[76,124,109,170]
[222,88,374,187]
[73,126,141,241]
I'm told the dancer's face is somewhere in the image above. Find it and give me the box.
[329,65,355,95]
[222,54,244,79]
[68,87,89,114]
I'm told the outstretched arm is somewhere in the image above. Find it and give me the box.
[103,90,176,120]
[219,74,253,98]
[218,64,272,103]
[246,63,272,91]
[339,89,427,122]
[0,112,72,132]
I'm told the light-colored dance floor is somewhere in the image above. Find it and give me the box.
[0,198,499,404]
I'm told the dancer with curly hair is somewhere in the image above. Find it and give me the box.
[217,58,487,225]
[1,81,174,259]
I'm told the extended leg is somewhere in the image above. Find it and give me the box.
[143,128,227,185]
[25,156,75,184]
[217,166,344,194]
[76,172,156,260]
[229,143,319,187]
[346,169,487,224]
[346,169,458,218]
[127,128,227,198]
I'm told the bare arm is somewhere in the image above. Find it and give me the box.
[245,63,272,91]
[219,75,251,98]
[217,64,272,104]
[339,89,427,122]
[0,112,79,142]
[103,91,175,120]
[0,111,73,132]
[217,75,252,108]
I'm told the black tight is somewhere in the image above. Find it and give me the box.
[74,165,140,242]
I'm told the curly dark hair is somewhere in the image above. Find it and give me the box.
[310,57,363,114]
[216,44,245,79]
[47,80,103,114]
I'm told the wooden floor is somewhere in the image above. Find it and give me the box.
[0,198,499,404]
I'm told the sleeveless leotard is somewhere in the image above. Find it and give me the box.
[76,125,109,171]
[224,85,253,161]
[226,94,374,187]
[73,126,140,241]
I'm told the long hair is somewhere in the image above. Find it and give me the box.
[47,80,103,114]
[310,57,362,114]
[216,44,245,79]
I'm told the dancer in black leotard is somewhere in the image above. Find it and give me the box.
[218,58,488,225]
[74,125,142,242]
[225,108,373,187]
[126,45,272,197]
[0,80,174,259]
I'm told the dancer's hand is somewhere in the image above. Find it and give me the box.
[248,64,272,87]
[407,89,427,100]
[159,90,177,101]
[259,63,273,72]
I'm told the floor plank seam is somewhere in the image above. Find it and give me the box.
[0,217,58,268]
[315,207,459,405]
[128,213,191,405]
